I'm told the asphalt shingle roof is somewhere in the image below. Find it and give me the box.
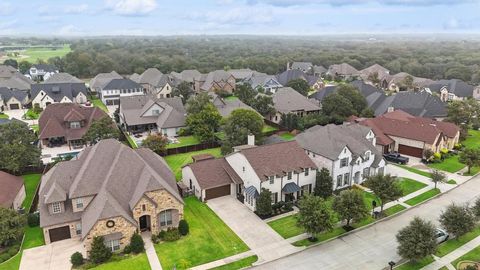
[31,82,87,103]
[272,87,321,114]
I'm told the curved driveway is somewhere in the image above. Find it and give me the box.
[253,174,480,270]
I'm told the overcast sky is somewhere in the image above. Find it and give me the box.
[1,0,480,36]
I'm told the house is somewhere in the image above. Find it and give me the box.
[28,64,58,81]
[39,139,183,254]
[288,62,313,73]
[276,69,323,90]
[227,69,257,82]
[170,70,203,88]
[0,171,26,210]
[210,93,259,118]
[313,65,327,77]
[326,63,359,80]
[31,82,88,109]
[0,65,17,80]
[194,70,236,93]
[119,95,186,137]
[44,73,83,84]
[296,124,386,190]
[244,73,283,94]
[0,87,28,111]
[89,71,123,93]
[269,87,321,123]
[0,65,33,91]
[356,110,460,158]
[98,78,144,106]
[38,103,109,149]
[134,68,174,98]
[385,72,433,92]
[359,64,390,86]
[425,79,475,102]
[182,140,317,211]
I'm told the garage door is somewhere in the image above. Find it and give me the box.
[49,226,71,243]
[9,103,19,110]
[205,185,230,200]
[398,144,423,158]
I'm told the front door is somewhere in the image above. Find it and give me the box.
[284,193,295,202]
[139,215,150,231]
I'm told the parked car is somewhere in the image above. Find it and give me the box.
[435,228,449,244]
[383,152,409,164]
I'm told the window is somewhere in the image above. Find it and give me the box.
[305,168,309,176]
[287,172,292,180]
[301,184,311,196]
[52,202,61,214]
[152,109,160,115]
[340,158,349,168]
[271,192,278,204]
[75,223,82,235]
[336,175,342,187]
[142,204,146,211]
[75,198,83,209]
[159,210,173,226]
[242,167,245,172]
[105,239,120,252]
[269,176,274,184]
[365,152,370,161]
[363,168,370,178]
[70,121,81,129]
[344,173,350,186]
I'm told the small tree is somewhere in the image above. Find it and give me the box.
[286,79,310,96]
[439,203,475,239]
[297,194,335,239]
[472,197,480,218]
[141,133,168,154]
[314,168,333,199]
[459,149,480,174]
[83,116,120,144]
[89,236,112,264]
[251,95,275,116]
[256,188,273,217]
[70,251,84,267]
[0,207,26,247]
[129,233,145,254]
[179,220,189,236]
[364,174,402,213]
[396,217,437,262]
[430,170,446,189]
[235,84,256,105]
[333,189,369,228]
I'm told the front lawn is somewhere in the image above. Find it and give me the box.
[155,197,248,270]
[398,178,428,196]
[0,112,9,119]
[22,174,42,210]
[395,255,434,270]
[362,191,381,210]
[164,148,223,181]
[451,245,480,270]
[404,188,441,206]
[166,136,201,149]
[89,254,151,270]
[0,225,45,270]
[436,225,480,257]
[268,214,304,239]
[463,166,480,176]
[395,165,433,178]
[210,255,258,270]
[428,155,466,173]
[463,129,480,149]
[447,179,457,185]
[384,204,407,216]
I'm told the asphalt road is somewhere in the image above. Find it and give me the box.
[253,174,480,270]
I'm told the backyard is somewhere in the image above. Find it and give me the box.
[155,197,248,270]
[89,96,109,113]
[164,147,223,180]
[166,136,201,149]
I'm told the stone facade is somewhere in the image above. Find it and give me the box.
[144,189,183,233]
[84,216,136,254]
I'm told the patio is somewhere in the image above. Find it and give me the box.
[41,144,85,164]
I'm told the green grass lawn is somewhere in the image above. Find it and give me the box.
[436,226,480,257]
[165,148,223,181]
[0,112,9,119]
[362,191,381,210]
[89,96,109,113]
[210,255,258,270]
[384,204,407,216]
[89,254,151,270]
[126,134,138,149]
[268,214,303,239]
[428,155,466,173]
[395,255,435,270]
[166,136,201,149]
[3,45,71,63]
[224,96,238,101]
[463,166,480,176]
[447,179,457,185]
[463,130,480,149]
[21,174,42,210]
[395,165,433,178]
[404,188,441,206]
[279,132,295,141]
[262,124,278,133]
[398,178,428,196]
[451,245,480,270]
[23,108,41,120]
[155,197,248,270]
[0,225,45,270]
[30,124,39,133]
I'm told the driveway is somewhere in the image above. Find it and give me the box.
[207,196,301,263]
[20,239,84,270]
[253,174,480,270]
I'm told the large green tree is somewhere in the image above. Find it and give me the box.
[172,81,194,104]
[364,174,402,213]
[459,148,480,174]
[297,194,335,239]
[252,95,275,116]
[321,93,355,120]
[314,168,333,199]
[337,84,367,114]
[333,189,369,227]
[3,59,18,69]
[83,117,120,144]
[0,121,41,173]
[235,84,256,105]
[221,109,264,154]
[186,92,211,115]
[439,203,476,239]
[446,99,480,127]
[396,217,437,262]
[186,103,222,143]
[286,79,310,96]
[0,207,26,247]
[141,133,168,154]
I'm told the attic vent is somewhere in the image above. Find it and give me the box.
[52,86,60,93]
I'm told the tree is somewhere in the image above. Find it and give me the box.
[401,75,414,91]
[364,174,402,213]
[297,194,335,239]
[280,113,301,130]
[321,93,355,120]
[221,109,264,154]
[256,188,273,217]
[70,252,84,267]
[0,207,26,247]
[314,168,333,199]
[251,95,275,116]
[90,236,112,263]
[179,220,189,236]
[129,233,145,254]
[235,84,256,105]
[367,72,380,86]
[439,203,475,239]
[333,189,369,228]
[337,84,367,114]
[172,81,194,104]
[18,60,31,74]
[360,107,375,118]
[430,170,446,189]
[446,99,480,127]
[396,217,437,262]
[186,103,222,143]
[186,92,211,115]
[286,79,310,96]
[82,117,120,144]
[459,148,480,174]
[3,59,18,69]
[0,121,41,173]
[472,197,480,218]
[141,133,168,154]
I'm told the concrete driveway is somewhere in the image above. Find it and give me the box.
[253,174,480,270]
[20,239,84,270]
[207,196,301,263]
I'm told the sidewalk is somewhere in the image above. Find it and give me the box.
[142,232,162,270]
[189,251,256,270]
[421,235,480,270]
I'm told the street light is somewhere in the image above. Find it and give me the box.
[388,261,396,270]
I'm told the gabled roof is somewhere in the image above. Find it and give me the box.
[245,74,282,89]
[0,65,17,79]
[0,87,28,103]
[0,72,33,90]
[90,71,122,90]
[426,79,474,98]
[44,73,83,84]
[291,62,313,71]
[210,93,259,118]
[272,87,321,114]
[103,78,142,90]
[185,157,243,189]
[170,70,203,84]
[136,68,173,88]
[313,65,327,74]
[0,171,24,208]
[31,64,57,73]
[359,64,389,77]
[201,70,235,91]
[227,69,255,80]
[31,82,87,102]
[275,69,320,87]
[327,63,359,76]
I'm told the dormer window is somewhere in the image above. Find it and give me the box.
[52,202,62,214]
[152,109,160,115]
[70,121,81,129]
[76,198,83,209]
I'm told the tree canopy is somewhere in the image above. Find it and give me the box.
[83,116,120,144]
[141,133,168,154]
[221,109,264,154]
[0,122,41,173]
[364,174,402,212]
[286,79,310,96]
[297,194,335,238]
[396,217,437,262]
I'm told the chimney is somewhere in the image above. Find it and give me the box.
[247,134,255,146]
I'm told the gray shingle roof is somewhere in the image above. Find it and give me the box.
[427,79,474,98]
[272,87,321,114]
[103,78,142,90]
[245,74,282,89]
[32,64,57,73]
[0,87,28,104]
[90,71,122,90]
[291,62,313,71]
[210,94,258,118]
[31,82,87,102]
[170,70,203,84]
[276,69,320,87]
[201,70,234,91]
[44,73,83,84]
[327,63,359,76]
[0,73,33,91]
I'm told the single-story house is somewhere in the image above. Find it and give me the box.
[269,87,321,124]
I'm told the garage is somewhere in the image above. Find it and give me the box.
[205,185,230,200]
[398,144,423,158]
[9,103,20,110]
[48,226,71,243]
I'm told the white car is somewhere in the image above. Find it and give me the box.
[435,228,449,244]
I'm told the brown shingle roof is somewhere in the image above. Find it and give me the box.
[186,158,242,189]
[0,171,24,208]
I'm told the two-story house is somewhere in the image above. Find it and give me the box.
[39,139,183,255]
[133,68,174,98]
[31,82,88,109]
[244,73,283,94]
[28,64,59,81]
[0,87,28,111]
[98,78,144,106]
[296,123,386,190]
[269,87,321,124]
[194,70,236,93]
[182,139,317,211]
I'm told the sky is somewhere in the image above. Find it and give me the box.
[1,0,480,36]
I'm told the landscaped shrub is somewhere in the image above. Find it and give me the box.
[283,201,294,212]
[178,220,189,236]
[440,148,449,155]
[123,244,132,254]
[454,143,463,150]
[129,233,144,254]
[158,230,166,240]
[162,228,181,242]
[27,213,40,227]
[0,243,20,263]
[70,251,84,267]
[433,152,442,161]
[89,236,112,264]
[151,234,159,244]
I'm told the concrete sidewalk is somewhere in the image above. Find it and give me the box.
[421,235,480,270]
[142,232,162,270]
